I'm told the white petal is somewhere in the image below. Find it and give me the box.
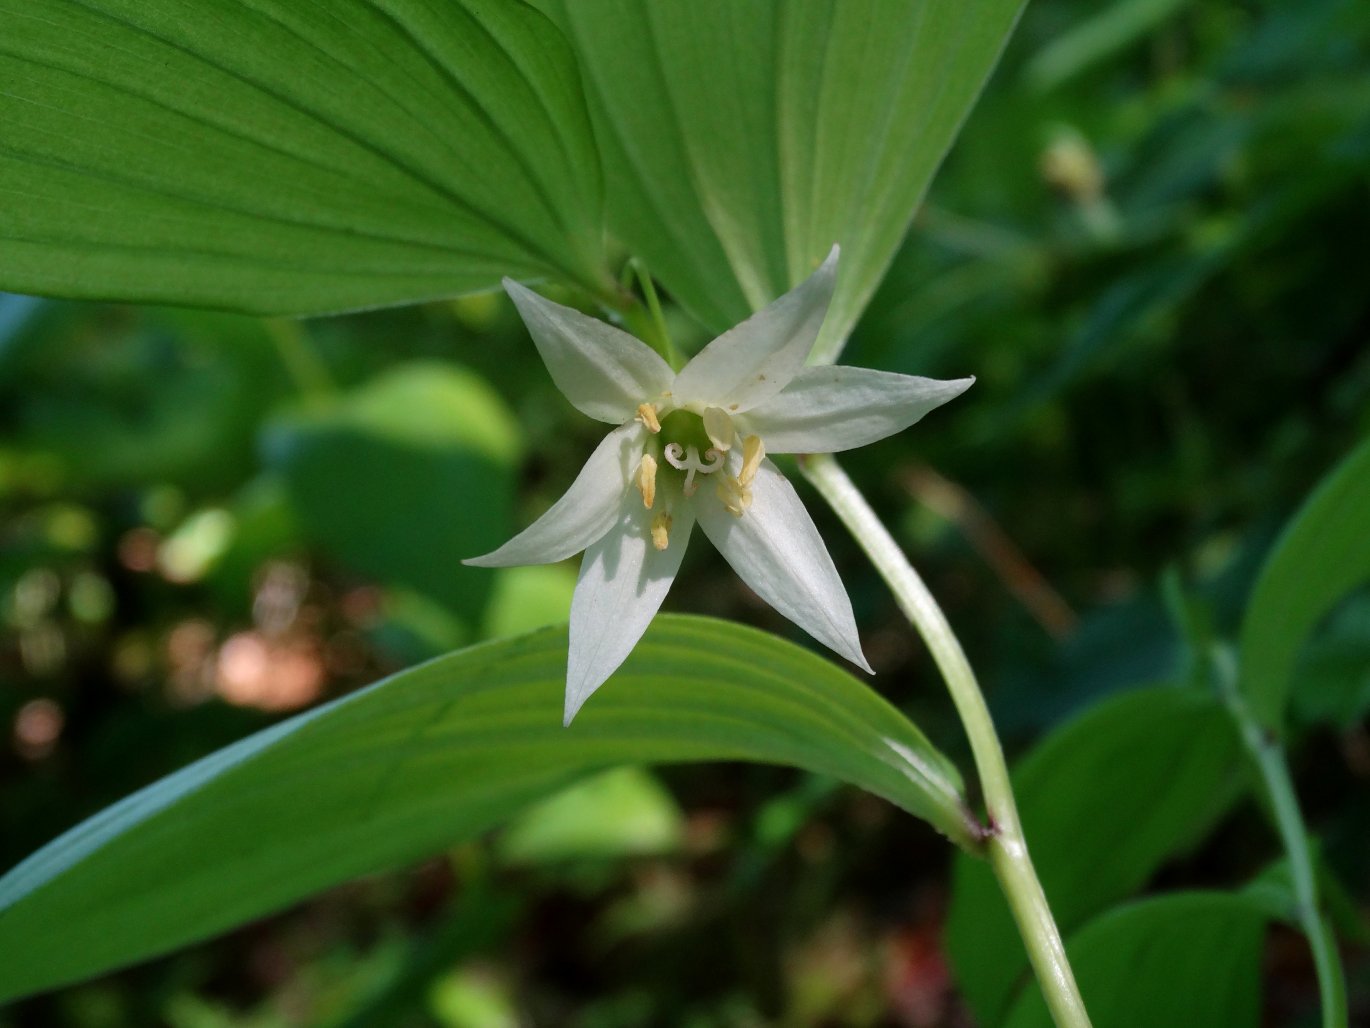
[464,423,644,568]
[672,246,838,413]
[697,457,871,672]
[744,368,974,454]
[504,278,674,424]
[565,489,696,724]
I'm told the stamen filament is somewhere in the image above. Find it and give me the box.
[716,475,753,517]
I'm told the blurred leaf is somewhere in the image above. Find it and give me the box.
[0,306,288,492]
[207,476,301,608]
[429,968,518,1028]
[372,588,471,664]
[947,686,1245,1026]
[1240,436,1370,730]
[157,509,235,585]
[1023,0,1189,93]
[263,361,521,624]
[1,1,607,314]
[0,615,972,1001]
[335,884,520,1028]
[1243,844,1370,946]
[1288,593,1370,730]
[0,294,43,354]
[496,767,684,866]
[1014,247,1225,416]
[1218,0,1364,83]
[482,564,577,640]
[535,0,1026,359]
[992,590,1181,735]
[1002,892,1266,1028]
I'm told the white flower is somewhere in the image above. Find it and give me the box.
[467,248,972,724]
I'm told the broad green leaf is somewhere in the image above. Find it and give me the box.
[1,1,608,314]
[1003,893,1267,1028]
[262,361,521,625]
[0,615,971,1001]
[946,686,1245,1026]
[534,0,1026,361]
[1240,436,1370,730]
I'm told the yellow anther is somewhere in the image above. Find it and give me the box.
[702,407,735,451]
[738,435,765,487]
[716,475,753,518]
[650,511,673,551]
[635,403,661,433]
[635,453,657,509]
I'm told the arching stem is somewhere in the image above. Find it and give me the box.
[802,453,1092,1028]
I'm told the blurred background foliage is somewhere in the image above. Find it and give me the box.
[2,0,1368,1024]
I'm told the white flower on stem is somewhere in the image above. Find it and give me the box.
[467,248,972,724]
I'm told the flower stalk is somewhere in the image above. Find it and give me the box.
[801,453,1092,1028]
[614,258,682,370]
[265,317,336,411]
[1211,648,1348,1028]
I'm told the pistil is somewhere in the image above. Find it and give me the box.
[663,443,724,497]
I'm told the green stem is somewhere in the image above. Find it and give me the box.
[802,454,1091,1028]
[633,260,674,359]
[1213,650,1348,1028]
[264,317,336,410]
[602,259,684,370]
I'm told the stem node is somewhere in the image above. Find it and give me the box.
[802,454,1092,1028]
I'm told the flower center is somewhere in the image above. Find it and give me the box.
[654,409,726,497]
[656,408,712,454]
[632,410,766,545]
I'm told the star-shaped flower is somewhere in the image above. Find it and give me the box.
[467,249,972,723]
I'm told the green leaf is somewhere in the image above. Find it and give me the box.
[1022,0,1189,93]
[0,614,971,1001]
[1,0,608,314]
[482,564,577,640]
[495,767,684,866]
[263,361,521,625]
[946,686,1245,1026]
[0,304,289,491]
[534,0,1026,360]
[1002,892,1267,1028]
[1243,847,1370,947]
[1288,594,1370,730]
[1240,436,1370,730]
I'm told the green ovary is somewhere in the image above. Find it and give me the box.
[656,409,714,455]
